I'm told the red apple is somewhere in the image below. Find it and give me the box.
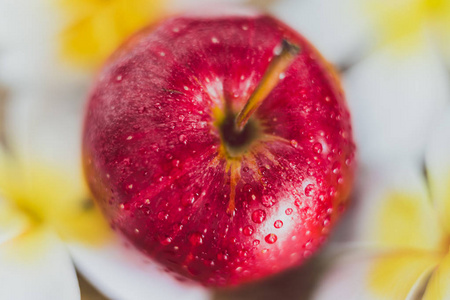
[82,10,355,288]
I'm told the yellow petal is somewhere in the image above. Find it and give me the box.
[0,198,31,245]
[369,250,442,299]
[312,250,440,300]
[352,164,447,252]
[0,155,111,246]
[428,0,450,66]
[367,0,425,43]
[59,0,165,67]
[365,0,448,50]
[423,251,450,300]
[25,161,111,245]
[375,192,444,250]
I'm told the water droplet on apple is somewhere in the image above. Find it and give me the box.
[181,194,195,207]
[239,250,248,258]
[313,143,322,154]
[217,252,228,261]
[285,208,293,215]
[274,220,283,229]
[116,75,123,81]
[251,209,266,223]
[345,158,352,166]
[261,195,275,207]
[159,235,173,246]
[332,162,341,174]
[242,183,252,193]
[140,205,151,215]
[253,239,260,246]
[337,175,344,184]
[211,37,219,44]
[305,184,315,197]
[172,159,180,168]
[265,234,277,244]
[290,139,298,148]
[259,167,268,176]
[173,223,183,232]
[329,186,336,197]
[243,225,254,236]
[178,134,187,144]
[158,211,169,221]
[304,241,312,249]
[189,232,203,246]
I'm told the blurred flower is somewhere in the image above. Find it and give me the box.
[272,0,450,65]
[2,0,450,299]
[59,0,165,68]
[311,114,450,299]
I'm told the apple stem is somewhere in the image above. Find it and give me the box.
[235,39,300,131]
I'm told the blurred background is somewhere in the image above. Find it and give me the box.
[1,0,450,299]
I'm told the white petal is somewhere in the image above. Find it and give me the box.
[0,48,88,90]
[0,0,62,49]
[0,226,80,300]
[344,34,450,165]
[340,163,447,252]
[425,106,450,233]
[169,0,258,18]
[4,83,89,172]
[0,0,85,89]
[312,250,440,300]
[271,0,373,65]
[68,236,211,300]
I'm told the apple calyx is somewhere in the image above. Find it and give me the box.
[217,38,300,159]
[235,39,300,131]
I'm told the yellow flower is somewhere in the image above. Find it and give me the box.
[271,0,450,64]
[0,156,110,245]
[368,0,450,46]
[312,111,450,299]
[59,0,165,68]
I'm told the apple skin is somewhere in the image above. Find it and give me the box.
[83,11,355,287]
